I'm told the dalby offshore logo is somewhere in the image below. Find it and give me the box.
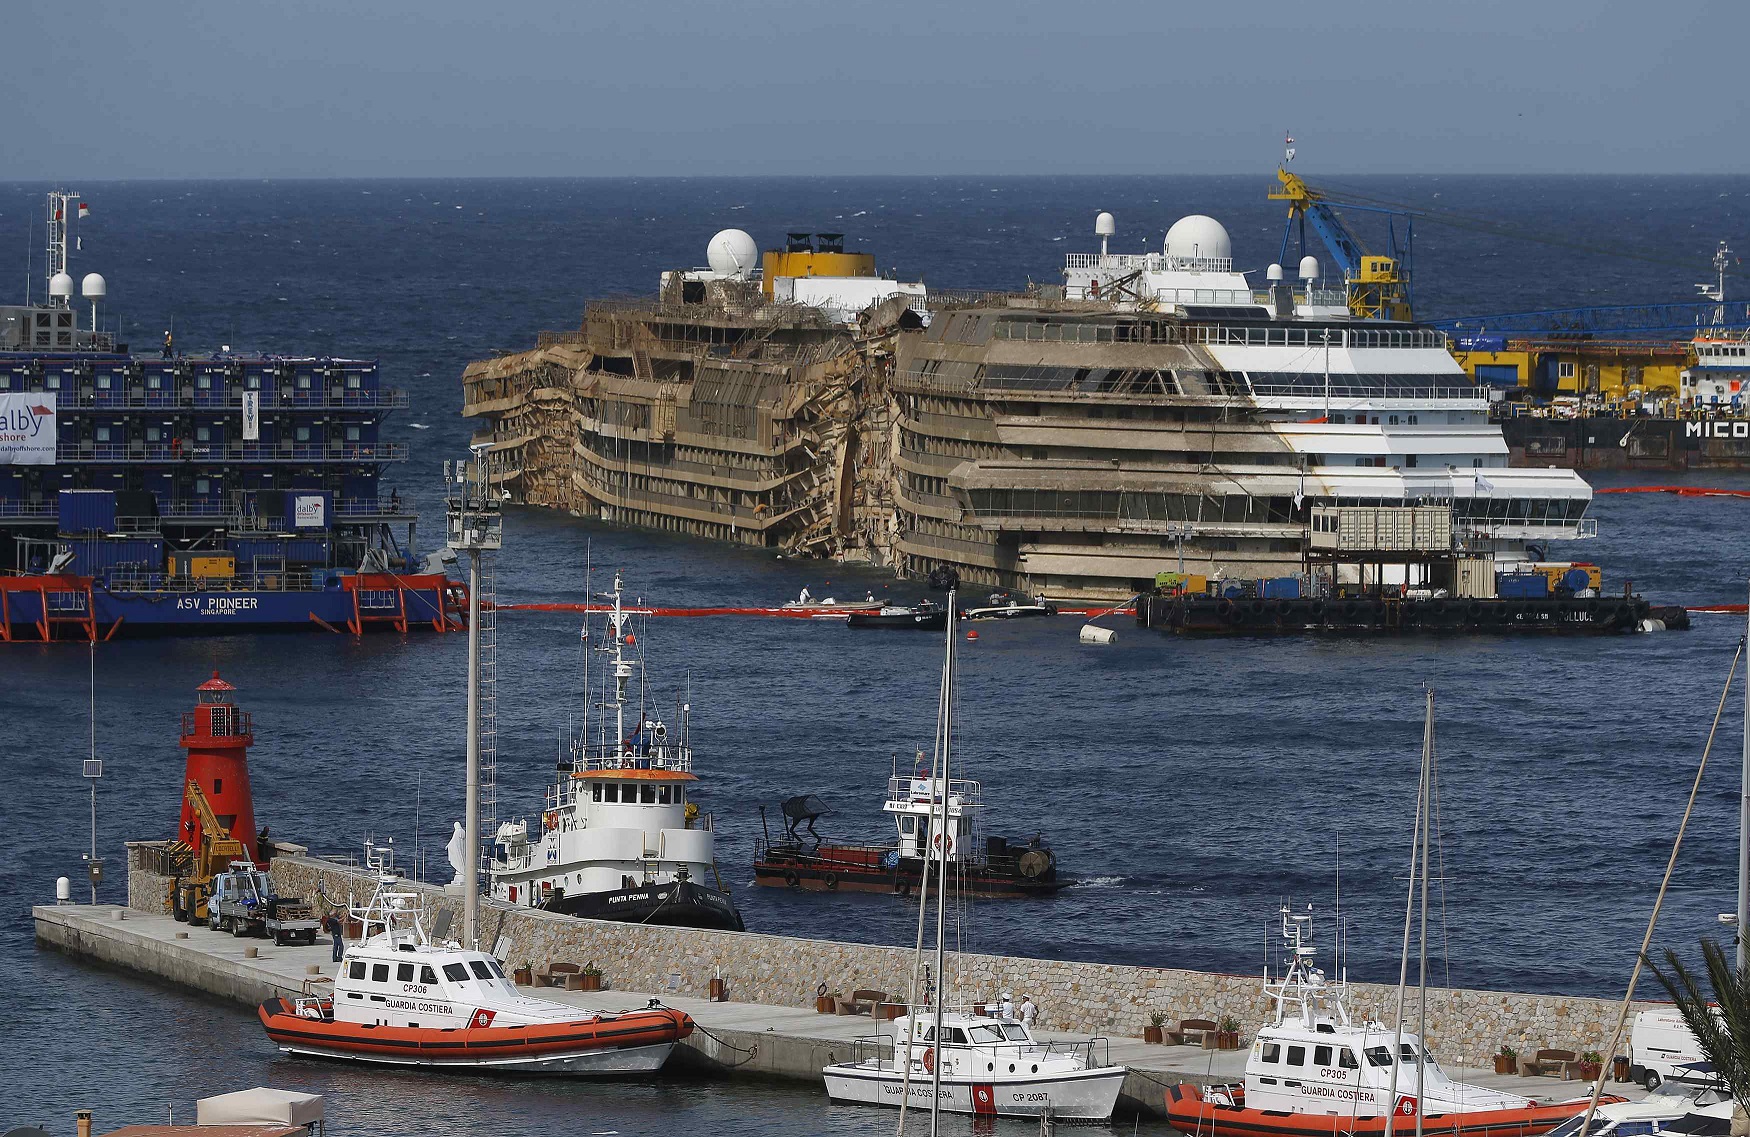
[0,402,54,437]
[0,395,57,465]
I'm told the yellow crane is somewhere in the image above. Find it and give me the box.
[1268,167,1414,322]
[171,779,249,923]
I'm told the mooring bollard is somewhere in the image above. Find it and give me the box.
[174,932,188,940]
[111,909,126,921]
[244,946,259,959]
[306,964,322,975]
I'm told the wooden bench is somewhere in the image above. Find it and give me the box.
[539,962,581,989]
[1166,1017,1218,1047]
[1519,1048,1578,1079]
[837,989,889,1016]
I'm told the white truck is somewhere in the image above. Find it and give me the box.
[1627,1008,1712,1090]
[207,864,320,945]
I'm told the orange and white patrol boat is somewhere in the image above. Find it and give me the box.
[257,843,693,1075]
[1165,909,1609,1137]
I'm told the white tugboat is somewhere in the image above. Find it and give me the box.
[821,596,1125,1122]
[257,842,694,1073]
[488,574,743,931]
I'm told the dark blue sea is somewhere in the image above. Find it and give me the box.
[5,176,1750,1134]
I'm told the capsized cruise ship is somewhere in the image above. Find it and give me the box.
[463,209,1595,603]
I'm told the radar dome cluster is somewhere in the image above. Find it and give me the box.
[1163,215,1232,267]
[706,229,759,279]
[49,271,74,299]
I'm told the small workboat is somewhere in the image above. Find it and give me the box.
[779,588,884,619]
[960,591,1059,621]
[1163,910,1607,1137]
[847,600,947,629]
[753,779,1062,898]
[258,843,694,1075]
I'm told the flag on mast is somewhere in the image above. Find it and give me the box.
[1284,132,1296,163]
[77,202,90,219]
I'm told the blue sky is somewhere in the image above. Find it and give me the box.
[11,0,1748,178]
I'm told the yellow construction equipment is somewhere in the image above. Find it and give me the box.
[171,779,249,924]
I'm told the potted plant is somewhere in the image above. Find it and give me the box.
[513,961,534,987]
[1494,1044,1517,1076]
[579,962,603,992]
[1217,1015,1243,1050]
[1144,1011,1167,1045]
[1577,1051,1603,1081]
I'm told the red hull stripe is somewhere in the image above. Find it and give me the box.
[259,1000,691,1058]
[1163,1085,1617,1137]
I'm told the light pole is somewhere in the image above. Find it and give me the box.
[446,447,501,949]
[83,640,103,904]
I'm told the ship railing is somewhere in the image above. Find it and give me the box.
[61,442,408,463]
[61,390,408,410]
[1247,381,1481,401]
[105,569,329,593]
[849,1033,897,1065]
[574,743,693,774]
[886,775,985,807]
[874,1027,1114,1071]
[0,499,58,519]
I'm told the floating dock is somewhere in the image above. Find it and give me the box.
[37,884,1642,1121]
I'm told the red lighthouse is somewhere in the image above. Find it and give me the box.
[177,671,261,865]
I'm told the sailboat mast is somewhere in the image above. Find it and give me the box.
[1415,696,1432,1137]
[1385,692,1432,1137]
[929,592,957,1135]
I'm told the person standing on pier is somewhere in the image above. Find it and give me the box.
[323,911,344,962]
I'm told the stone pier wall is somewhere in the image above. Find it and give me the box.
[240,854,1658,1067]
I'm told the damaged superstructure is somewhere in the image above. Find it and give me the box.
[464,218,1595,602]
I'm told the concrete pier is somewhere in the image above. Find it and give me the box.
[34,903,1628,1120]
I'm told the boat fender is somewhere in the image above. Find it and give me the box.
[1308,600,1325,620]
[895,879,911,897]
[922,1047,935,1074]
[1341,601,1359,620]
[1466,601,1483,620]
[783,870,801,889]
[824,873,839,891]
[1598,602,1621,624]
[1249,599,1267,616]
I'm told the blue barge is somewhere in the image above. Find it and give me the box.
[0,190,459,640]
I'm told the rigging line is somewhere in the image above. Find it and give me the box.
[1574,633,1745,1137]
[1385,691,1433,1137]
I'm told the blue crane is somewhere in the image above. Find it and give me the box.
[1268,168,1416,321]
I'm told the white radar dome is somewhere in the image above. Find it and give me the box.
[81,273,106,299]
[706,229,759,279]
[49,271,74,299]
[1094,211,1116,238]
[1266,263,1283,282]
[1163,215,1232,266]
[1298,255,1321,281]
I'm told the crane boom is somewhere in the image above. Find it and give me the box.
[1269,168,1414,322]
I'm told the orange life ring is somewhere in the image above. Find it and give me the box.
[922,1047,935,1074]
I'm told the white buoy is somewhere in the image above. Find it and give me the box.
[55,876,71,903]
[1638,618,1666,634]
[1079,624,1116,645]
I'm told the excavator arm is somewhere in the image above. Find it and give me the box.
[185,780,248,878]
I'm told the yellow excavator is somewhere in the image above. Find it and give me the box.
[170,780,248,924]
